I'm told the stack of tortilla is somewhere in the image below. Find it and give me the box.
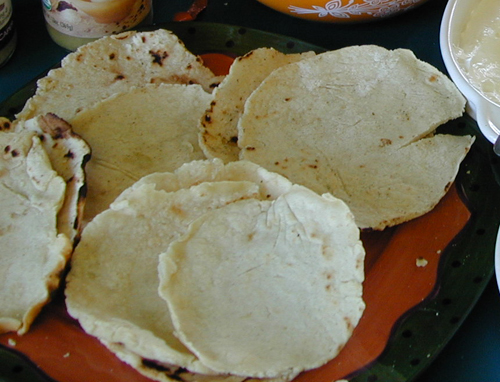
[65,159,366,382]
[0,114,89,334]
[1,28,218,334]
[14,29,222,222]
[199,47,316,163]
[200,45,474,230]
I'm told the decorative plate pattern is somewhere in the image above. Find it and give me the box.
[289,0,423,19]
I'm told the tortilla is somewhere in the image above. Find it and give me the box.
[65,180,262,374]
[16,29,218,123]
[199,48,315,163]
[0,129,72,334]
[67,83,212,222]
[16,113,91,243]
[159,185,365,378]
[238,45,473,230]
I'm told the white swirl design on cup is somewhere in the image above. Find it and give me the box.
[289,0,422,18]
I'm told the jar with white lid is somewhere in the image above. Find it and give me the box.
[0,0,16,68]
[41,0,153,51]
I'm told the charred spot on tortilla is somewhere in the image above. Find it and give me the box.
[0,117,12,131]
[150,50,169,66]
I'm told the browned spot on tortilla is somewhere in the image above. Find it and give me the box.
[344,316,354,331]
[379,138,392,147]
[170,205,186,218]
[356,257,363,270]
[242,50,255,59]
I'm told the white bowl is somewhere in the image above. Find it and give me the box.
[440,0,500,145]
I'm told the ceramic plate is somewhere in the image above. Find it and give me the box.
[496,227,500,294]
[1,22,500,382]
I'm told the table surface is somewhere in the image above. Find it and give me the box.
[2,0,500,381]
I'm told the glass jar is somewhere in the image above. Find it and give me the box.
[41,0,153,51]
[0,0,16,68]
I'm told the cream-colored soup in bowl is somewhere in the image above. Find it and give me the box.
[440,0,500,145]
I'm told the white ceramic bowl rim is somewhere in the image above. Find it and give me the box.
[440,0,500,145]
